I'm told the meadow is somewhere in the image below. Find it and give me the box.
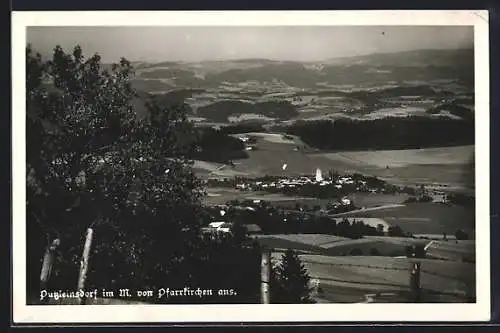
[319,145,473,168]
[270,254,475,302]
[424,239,476,262]
[343,202,475,235]
[315,145,474,189]
[346,193,409,208]
[255,234,419,257]
[193,132,474,190]
[255,232,475,261]
[203,187,320,206]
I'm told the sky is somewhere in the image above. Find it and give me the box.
[27,26,474,63]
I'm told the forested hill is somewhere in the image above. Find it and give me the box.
[282,116,474,151]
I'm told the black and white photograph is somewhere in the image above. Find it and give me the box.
[12,11,490,323]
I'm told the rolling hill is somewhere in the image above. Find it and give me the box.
[130,48,473,89]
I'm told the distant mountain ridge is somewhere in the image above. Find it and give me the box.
[123,48,474,89]
[322,48,474,67]
[124,47,473,69]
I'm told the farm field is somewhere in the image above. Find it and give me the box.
[320,238,407,256]
[211,133,472,189]
[255,234,420,257]
[270,254,475,302]
[204,186,410,212]
[342,202,475,235]
[203,187,320,206]
[347,193,410,208]
[327,204,406,218]
[253,238,325,254]
[424,239,476,262]
[208,134,474,189]
[318,145,474,168]
[362,236,475,262]
[192,160,250,178]
[203,134,337,178]
[255,233,474,261]
[314,145,474,189]
[231,132,306,145]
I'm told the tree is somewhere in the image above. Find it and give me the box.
[270,249,314,303]
[419,194,433,203]
[455,229,469,240]
[26,44,206,300]
[328,169,339,180]
[405,245,414,257]
[419,184,426,198]
[413,244,427,258]
[388,225,405,237]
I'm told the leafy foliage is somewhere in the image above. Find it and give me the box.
[388,225,405,237]
[26,45,262,303]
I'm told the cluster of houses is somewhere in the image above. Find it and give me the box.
[200,221,263,238]
[234,168,369,192]
[327,196,353,209]
[236,135,259,151]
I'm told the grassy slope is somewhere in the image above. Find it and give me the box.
[202,133,474,189]
[271,253,475,302]
[342,202,475,235]
[258,233,475,260]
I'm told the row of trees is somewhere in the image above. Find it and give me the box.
[447,193,475,208]
[204,202,398,239]
[219,123,267,135]
[27,44,206,300]
[196,99,298,122]
[193,126,249,163]
[26,45,312,304]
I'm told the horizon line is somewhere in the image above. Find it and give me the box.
[27,44,474,65]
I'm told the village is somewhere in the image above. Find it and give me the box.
[200,164,452,239]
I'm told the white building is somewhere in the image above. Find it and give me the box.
[208,222,226,229]
[315,168,323,182]
[341,197,351,205]
[207,221,233,234]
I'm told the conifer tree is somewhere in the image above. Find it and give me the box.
[270,249,314,303]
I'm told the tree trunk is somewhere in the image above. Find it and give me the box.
[409,262,421,302]
[260,249,271,304]
[39,238,60,304]
[77,228,94,305]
